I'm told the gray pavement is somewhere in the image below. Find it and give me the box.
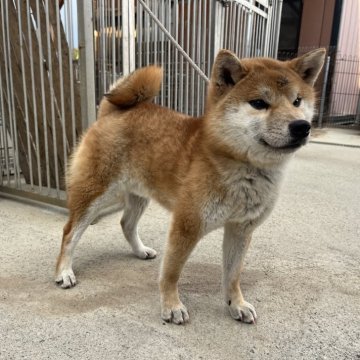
[0,140,360,360]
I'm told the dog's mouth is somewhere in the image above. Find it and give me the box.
[259,138,306,151]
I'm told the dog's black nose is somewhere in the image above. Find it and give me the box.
[288,120,311,139]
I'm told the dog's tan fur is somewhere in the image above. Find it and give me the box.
[56,49,325,324]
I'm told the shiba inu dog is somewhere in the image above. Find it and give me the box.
[56,48,325,325]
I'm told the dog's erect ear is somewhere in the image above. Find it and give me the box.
[289,48,326,86]
[207,50,248,105]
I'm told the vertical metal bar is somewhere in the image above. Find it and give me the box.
[111,0,116,82]
[237,5,242,56]
[136,2,142,68]
[355,91,360,125]
[238,5,243,56]
[160,0,165,105]
[252,13,257,56]
[77,0,96,129]
[137,0,142,68]
[106,0,109,88]
[148,0,152,65]
[0,3,10,187]
[257,14,261,55]
[4,1,22,188]
[196,0,201,115]
[246,8,253,57]
[0,49,10,185]
[263,2,271,56]
[201,0,206,111]
[55,0,67,172]
[207,0,213,76]
[154,0,158,65]
[66,0,76,145]
[185,0,190,114]
[256,13,261,55]
[262,15,266,55]
[336,58,345,122]
[258,14,263,55]
[212,2,222,67]
[349,57,357,118]
[118,0,122,75]
[201,0,207,113]
[223,3,228,49]
[191,0,196,115]
[167,0,171,108]
[273,0,283,57]
[230,2,236,51]
[122,0,135,75]
[35,0,51,191]
[179,0,184,112]
[145,2,150,66]
[129,0,136,72]
[26,0,42,190]
[101,0,106,91]
[17,0,33,188]
[45,0,60,194]
[318,56,330,128]
[202,0,206,69]
[174,0,178,111]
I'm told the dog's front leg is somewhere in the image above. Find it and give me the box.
[159,212,201,325]
[223,222,257,323]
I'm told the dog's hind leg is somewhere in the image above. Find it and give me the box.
[120,193,157,259]
[55,205,99,289]
[55,185,114,288]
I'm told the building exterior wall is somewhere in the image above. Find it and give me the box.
[298,0,336,50]
[330,0,360,116]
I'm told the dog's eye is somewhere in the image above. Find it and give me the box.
[293,97,302,107]
[248,99,269,110]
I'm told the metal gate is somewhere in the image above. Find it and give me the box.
[93,0,283,116]
[0,0,82,206]
[0,0,283,206]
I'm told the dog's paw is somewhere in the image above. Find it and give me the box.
[134,246,157,260]
[228,300,257,324]
[161,302,189,325]
[55,269,77,289]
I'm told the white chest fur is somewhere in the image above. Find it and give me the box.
[202,165,283,234]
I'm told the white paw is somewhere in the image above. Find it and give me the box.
[228,300,257,324]
[161,302,189,325]
[134,246,157,260]
[55,269,77,289]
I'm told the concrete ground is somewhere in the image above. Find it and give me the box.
[1,139,360,359]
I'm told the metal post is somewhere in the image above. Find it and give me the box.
[122,0,136,75]
[263,1,272,57]
[212,1,222,68]
[77,1,96,129]
[272,0,283,58]
[355,93,360,125]
[318,56,331,128]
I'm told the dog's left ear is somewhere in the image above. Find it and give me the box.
[289,48,326,86]
[207,50,248,106]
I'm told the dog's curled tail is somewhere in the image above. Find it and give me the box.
[105,66,162,108]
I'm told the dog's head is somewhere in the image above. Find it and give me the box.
[205,49,326,166]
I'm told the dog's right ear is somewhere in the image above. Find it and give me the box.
[207,50,248,107]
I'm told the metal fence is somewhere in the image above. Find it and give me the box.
[0,0,81,206]
[93,0,283,116]
[0,0,283,205]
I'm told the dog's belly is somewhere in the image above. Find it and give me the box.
[113,175,175,210]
